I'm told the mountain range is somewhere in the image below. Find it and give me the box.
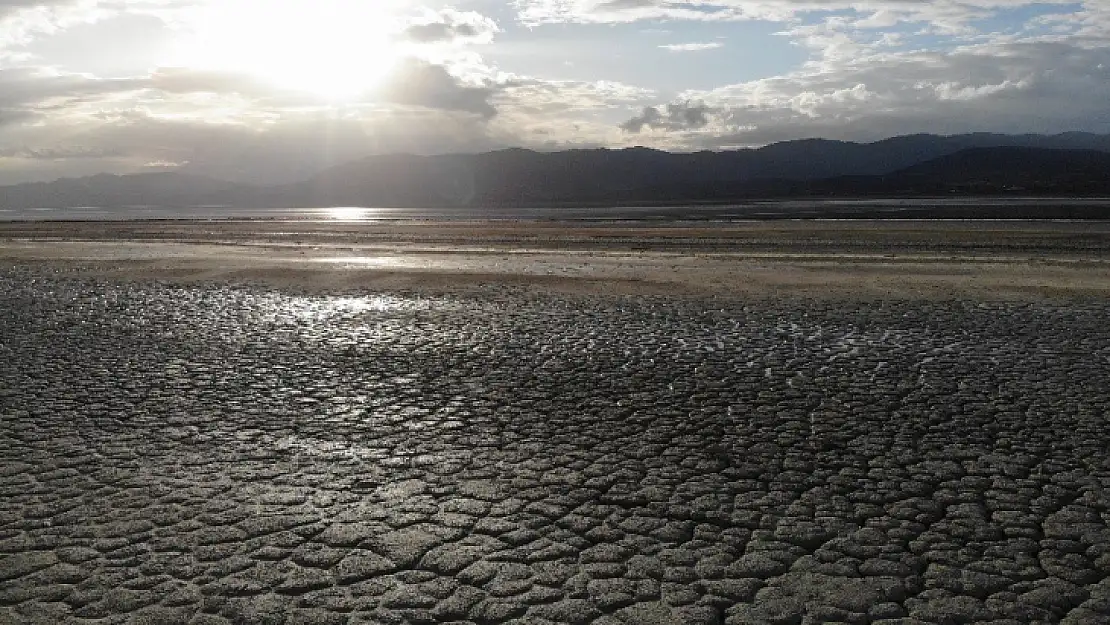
[5,132,1110,210]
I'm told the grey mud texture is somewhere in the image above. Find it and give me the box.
[1,268,1109,625]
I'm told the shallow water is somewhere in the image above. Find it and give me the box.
[2,272,1109,623]
[3,197,1110,221]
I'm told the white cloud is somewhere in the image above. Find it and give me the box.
[659,42,722,51]
[0,0,95,47]
[486,77,654,149]
[513,1,1088,27]
[623,40,1110,146]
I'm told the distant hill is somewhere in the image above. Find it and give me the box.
[792,147,1110,197]
[5,133,1110,210]
[283,132,1110,207]
[890,146,1110,189]
[0,172,248,209]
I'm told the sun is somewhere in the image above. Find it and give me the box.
[177,0,403,101]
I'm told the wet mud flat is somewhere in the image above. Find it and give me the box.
[2,268,1110,624]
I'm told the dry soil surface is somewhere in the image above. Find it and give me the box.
[1,220,1109,625]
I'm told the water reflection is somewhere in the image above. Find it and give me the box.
[322,206,380,221]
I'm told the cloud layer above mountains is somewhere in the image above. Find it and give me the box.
[0,0,1107,183]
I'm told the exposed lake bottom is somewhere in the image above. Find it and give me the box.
[1,270,1109,624]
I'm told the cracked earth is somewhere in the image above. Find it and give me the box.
[2,268,1109,624]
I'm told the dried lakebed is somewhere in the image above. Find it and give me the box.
[1,271,1109,624]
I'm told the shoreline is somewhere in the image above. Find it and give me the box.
[2,219,1109,300]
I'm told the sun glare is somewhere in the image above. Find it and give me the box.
[179,0,403,101]
[324,207,376,220]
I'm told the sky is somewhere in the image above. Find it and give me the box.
[1,0,1109,184]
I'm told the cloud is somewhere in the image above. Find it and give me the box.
[0,55,512,183]
[145,67,333,107]
[0,0,77,19]
[0,4,649,184]
[499,77,652,112]
[0,1,43,16]
[379,58,498,118]
[512,0,1097,40]
[0,66,144,120]
[621,40,1110,146]
[400,8,499,44]
[120,60,501,117]
[0,58,662,184]
[0,144,120,158]
[4,0,1109,185]
[0,104,504,184]
[0,0,98,46]
[660,42,722,51]
[621,101,714,132]
[149,67,272,97]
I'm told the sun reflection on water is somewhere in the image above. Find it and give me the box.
[324,207,378,221]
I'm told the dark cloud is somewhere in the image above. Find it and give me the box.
[598,0,659,9]
[0,105,505,184]
[0,58,508,183]
[0,0,60,17]
[381,59,498,119]
[404,21,479,42]
[400,9,498,44]
[149,67,266,96]
[621,101,714,132]
[0,67,144,123]
[0,145,122,159]
[148,61,501,117]
[0,107,35,127]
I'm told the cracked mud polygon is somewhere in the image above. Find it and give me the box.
[2,269,1109,624]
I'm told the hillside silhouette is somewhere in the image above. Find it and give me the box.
[5,133,1110,210]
